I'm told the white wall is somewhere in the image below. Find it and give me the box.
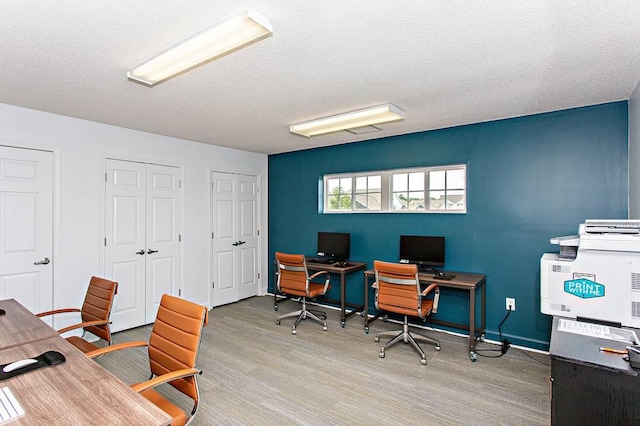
[0,102,268,311]
[630,80,640,219]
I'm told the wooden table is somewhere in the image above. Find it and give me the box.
[0,299,171,425]
[364,269,486,361]
[0,299,58,350]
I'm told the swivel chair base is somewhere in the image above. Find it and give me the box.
[375,316,440,365]
[276,297,327,334]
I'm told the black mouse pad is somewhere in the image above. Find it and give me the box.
[0,351,66,381]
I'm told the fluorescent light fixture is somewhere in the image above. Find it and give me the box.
[128,9,272,86]
[290,103,405,138]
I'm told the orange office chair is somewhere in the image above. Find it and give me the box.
[87,294,208,426]
[275,252,330,334]
[37,276,118,354]
[373,260,440,365]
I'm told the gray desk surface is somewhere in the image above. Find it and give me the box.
[549,316,639,375]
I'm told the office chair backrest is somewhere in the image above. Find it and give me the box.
[148,294,209,401]
[374,260,424,317]
[81,276,118,343]
[275,252,309,296]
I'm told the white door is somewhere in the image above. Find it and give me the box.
[105,159,180,331]
[145,164,181,323]
[211,172,258,306]
[0,146,53,315]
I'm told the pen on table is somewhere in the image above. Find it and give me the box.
[599,347,628,354]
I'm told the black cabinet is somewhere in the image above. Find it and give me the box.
[549,317,640,425]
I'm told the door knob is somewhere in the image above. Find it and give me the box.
[232,241,240,246]
[135,250,145,255]
[238,241,246,246]
[147,249,158,254]
[34,257,50,265]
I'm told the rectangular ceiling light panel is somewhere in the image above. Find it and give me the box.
[290,104,404,137]
[128,9,272,86]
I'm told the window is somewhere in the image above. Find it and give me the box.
[323,164,466,213]
[355,175,381,210]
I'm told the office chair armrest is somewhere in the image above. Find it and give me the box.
[85,340,148,359]
[421,284,440,314]
[36,308,81,318]
[309,270,331,293]
[308,270,329,280]
[130,368,201,393]
[56,319,109,335]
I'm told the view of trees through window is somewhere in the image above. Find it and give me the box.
[324,165,466,213]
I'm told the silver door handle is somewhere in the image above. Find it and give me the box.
[34,257,50,265]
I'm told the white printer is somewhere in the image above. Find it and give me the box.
[541,219,640,328]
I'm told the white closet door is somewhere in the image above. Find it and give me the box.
[145,164,180,323]
[105,160,146,331]
[211,172,259,306]
[0,146,53,315]
[105,159,181,331]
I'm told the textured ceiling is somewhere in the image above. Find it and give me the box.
[1,1,639,155]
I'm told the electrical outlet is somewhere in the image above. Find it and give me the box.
[506,297,515,311]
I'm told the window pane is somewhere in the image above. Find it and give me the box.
[447,169,466,189]
[327,178,341,194]
[355,193,381,210]
[392,192,408,210]
[429,191,445,210]
[393,173,408,192]
[429,170,445,190]
[339,178,352,194]
[408,192,425,210]
[369,175,381,191]
[447,189,466,210]
[355,176,367,194]
[327,195,340,210]
[408,172,424,191]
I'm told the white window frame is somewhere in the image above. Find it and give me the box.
[323,164,467,214]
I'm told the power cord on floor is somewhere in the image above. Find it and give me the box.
[475,306,512,358]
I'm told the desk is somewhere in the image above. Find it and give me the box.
[549,316,640,425]
[274,261,367,327]
[0,299,58,350]
[0,299,171,425]
[364,270,486,361]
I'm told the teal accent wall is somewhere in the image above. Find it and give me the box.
[268,102,628,350]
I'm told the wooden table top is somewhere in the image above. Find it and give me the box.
[0,335,171,425]
[0,299,58,350]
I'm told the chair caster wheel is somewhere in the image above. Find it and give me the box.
[292,328,297,335]
[365,327,369,334]
[323,325,328,331]
[435,345,441,351]
[374,335,380,342]
[276,319,280,325]
[379,351,385,359]
[421,358,427,365]
[469,351,477,362]
[340,321,345,328]
[274,305,278,311]
[382,315,388,322]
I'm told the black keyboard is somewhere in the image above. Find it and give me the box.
[306,258,333,264]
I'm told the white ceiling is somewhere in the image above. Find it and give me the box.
[1,1,639,155]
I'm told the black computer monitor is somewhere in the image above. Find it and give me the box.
[399,235,445,270]
[317,232,350,261]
